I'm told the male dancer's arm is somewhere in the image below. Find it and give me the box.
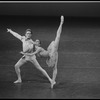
[20,48,41,56]
[7,28,22,40]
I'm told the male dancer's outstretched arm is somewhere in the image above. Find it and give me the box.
[7,28,22,40]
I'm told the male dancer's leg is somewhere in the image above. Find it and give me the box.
[14,57,27,83]
[30,57,53,85]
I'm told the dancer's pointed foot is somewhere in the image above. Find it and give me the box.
[14,79,22,83]
[51,80,56,89]
[61,15,64,24]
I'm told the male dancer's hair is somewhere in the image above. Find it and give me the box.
[25,29,32,34]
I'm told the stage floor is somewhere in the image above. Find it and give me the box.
[1,51,100,99]
[0,81,100,99]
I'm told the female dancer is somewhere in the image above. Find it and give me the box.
[22,15,64,88]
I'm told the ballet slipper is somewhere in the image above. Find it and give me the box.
[51,80,56,89]
[14,79,22,83]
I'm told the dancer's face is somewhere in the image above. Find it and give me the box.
[35,39,40,46]
[25,31,32,39]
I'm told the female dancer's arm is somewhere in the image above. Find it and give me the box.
[20,47,41,56]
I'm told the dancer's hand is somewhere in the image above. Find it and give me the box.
[20,51,28,56]
[20,51,24,55]
[61,15,64,24]
[7,28,11,32]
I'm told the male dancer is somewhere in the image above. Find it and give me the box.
[7,28,53,85]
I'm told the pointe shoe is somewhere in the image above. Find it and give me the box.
[51,80,56,89]
[61,15,64,24]
[14,79,22,83]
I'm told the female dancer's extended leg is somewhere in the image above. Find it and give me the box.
[51,15,64,88]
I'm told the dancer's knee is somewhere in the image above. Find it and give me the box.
[53,67,57,72]
[14,64,20,70]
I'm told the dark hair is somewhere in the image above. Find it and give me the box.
[39,40,41,44]
[36,39,41,45]
[25,29,32,34]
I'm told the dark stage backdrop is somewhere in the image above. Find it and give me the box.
[0,2,100,17]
